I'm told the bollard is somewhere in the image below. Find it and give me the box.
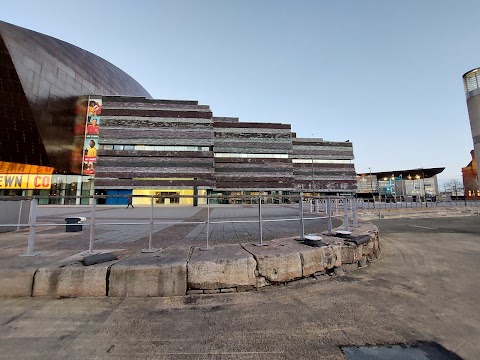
[326,198,333,235]
[343,198,349,231]
[201,197,214,250]
[21,199,40,257]
[88,198,96,254]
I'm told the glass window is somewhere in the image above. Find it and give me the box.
[135,145,145,150]
[113,145,124,150]
[124,145,134,150]
[144,145,155,150]
[103,144,113,150]
[155,146,165,151]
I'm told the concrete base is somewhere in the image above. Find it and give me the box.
[32,251,120,298]
[0,249,79,297]
[188,244,257,290]
[0,223,381,298]
[109,246,190,297]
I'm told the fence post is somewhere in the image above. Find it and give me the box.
[143,196,157,253]
[201,196,214,250]
[298,194,305,240]
[17,200,23,231]
[343,198,349,231]
[254,195,267,246]
[21,199,40,257]
[326,197,333,235]
[88,197,96,254]
[351,197,358,227]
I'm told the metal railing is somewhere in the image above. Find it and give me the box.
[0,194,358,257]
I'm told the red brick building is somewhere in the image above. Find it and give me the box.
[462,150,479,200]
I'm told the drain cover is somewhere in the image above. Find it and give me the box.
[341,343,462,360]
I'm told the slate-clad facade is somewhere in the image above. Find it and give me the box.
[96,97,215,191]
[213,119,294,191]
[292,139,356,193]
[94,96,357,197]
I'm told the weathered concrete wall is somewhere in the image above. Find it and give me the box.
[109,247,190,298]
[0,223,380,298]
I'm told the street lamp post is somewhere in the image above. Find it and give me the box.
[311,158,315,196]
[369,167,375,208]
[422,171,427,208]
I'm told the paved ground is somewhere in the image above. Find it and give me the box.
[0,215,478,359]
[4,204,342,252]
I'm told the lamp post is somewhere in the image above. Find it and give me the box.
[422,171,427,207]
[369,167,375,207]
[311,158,315,196]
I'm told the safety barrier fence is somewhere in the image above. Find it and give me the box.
[0,194,359,257]
[358,199,480,209]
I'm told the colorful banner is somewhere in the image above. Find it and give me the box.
[0,174,52,189]
[82,97,102,176]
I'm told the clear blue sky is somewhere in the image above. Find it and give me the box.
[3,0,479,184]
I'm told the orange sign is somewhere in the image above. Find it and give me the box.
[0,174,52,189]
[0,161,54,174]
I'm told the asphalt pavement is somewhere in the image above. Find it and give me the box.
[0,215,478,359]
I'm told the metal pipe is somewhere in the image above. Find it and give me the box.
[343,198,349,231]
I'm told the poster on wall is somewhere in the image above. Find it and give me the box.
[82,96,102,176]
[86,116,100,135]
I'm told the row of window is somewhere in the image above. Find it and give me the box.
[99,145,211,151]
[98,145,353,162]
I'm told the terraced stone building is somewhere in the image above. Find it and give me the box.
[0,21,357,205]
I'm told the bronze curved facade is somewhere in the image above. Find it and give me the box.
[0,21,151,173]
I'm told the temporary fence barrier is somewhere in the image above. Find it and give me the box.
[0,194,359,257]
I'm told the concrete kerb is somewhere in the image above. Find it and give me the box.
[0,249,81,297]
[109,246,191,298]
[0,222,380,298]
[32,249,128,298]
[188,244,257,291]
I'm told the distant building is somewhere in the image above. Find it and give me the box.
[356,168,444,201]
[462,150,479,200]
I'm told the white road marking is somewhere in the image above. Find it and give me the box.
[408,225,436,230]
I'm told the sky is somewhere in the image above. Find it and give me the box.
[3,0,480,184]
